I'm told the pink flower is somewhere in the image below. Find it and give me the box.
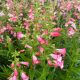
[28,12,34,20]
[20,62,29,67]
[53,27,62,32]
[66,2,72,11]
[37,36,45,44]
[13,69,18,76]
[19,49,25,53]
[21,72,29,80]
[47,58,53,67]
[28,5,34,20]
[67,21,76,29]
[6,0,13,9]
[54,60,64,69]
[50,54,62,62]
[32,55,40,65]
[17,32,23,39]
[24,21,29,30]
[50,31,61,37]
[16,63,21,67]
[6,24,14,31]
[77,5,80,12]
[42,29,48,35]
[59,60,64,69]
[70,18,75,22]
[68,27,75,37]
[25,44,32,49]
[56,48,66,57]
[38,46,44,53]
[19,13,23,17]
[0,27,7,34]
[50,52,64,69]
[35,52,41,56]
[12,76,17,80]
[9,17,17,22]
[9,77,13,80]
[11,63,14,68]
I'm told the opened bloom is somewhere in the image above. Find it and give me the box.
[54,60,64,69]
[56,48,66,57]
[32,55,40,64]
[37,36,45,44]
[50,31,61,37]
[17,32,24,39]
[21,72,29,80]
[20,62,29,67]
[68,27,75,37]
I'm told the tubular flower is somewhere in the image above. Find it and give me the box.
[17,32,24,39]
[21,72,29,80]
[68,27,75,37]
[56,48,66,57]
[20,62,29,67]
[50,31,61,37]
[32,55,40,65]
[37,36,45,44]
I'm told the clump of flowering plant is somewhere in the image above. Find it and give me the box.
[0,0,80,80]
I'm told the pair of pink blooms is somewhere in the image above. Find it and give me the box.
[9,70,29,80]
[49,48,66,69]
[65,20,76,37]
[50,27,61,37]
[11,62,29,68]
[32,55,40,65]
[37,36,48,45]
[65,20,76,29]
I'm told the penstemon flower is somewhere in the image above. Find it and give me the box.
[37,36,46,44]
[17,32,24,39]
[23,21,29,30]
[20,62,29,67]
[56,48,66,57]
[32,55,40,65]
[21,72,29,80]
[50,31,61,37]
[13,69,18,76]
[38,46,44,53]
[68,27,75,37]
